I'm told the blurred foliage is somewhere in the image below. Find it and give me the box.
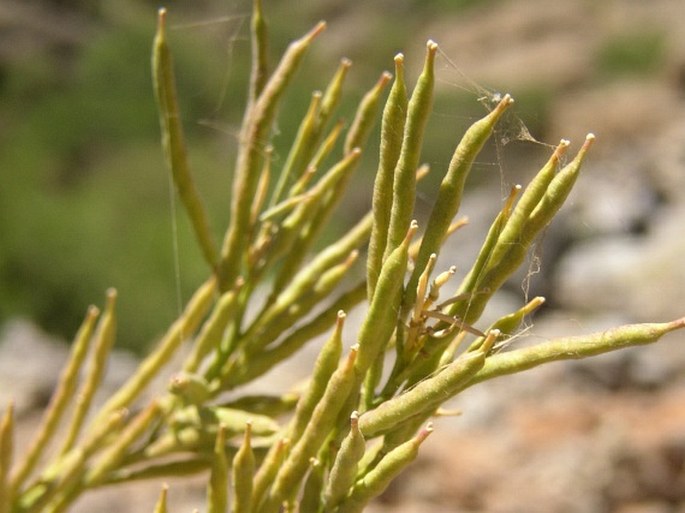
[595,28,666,79]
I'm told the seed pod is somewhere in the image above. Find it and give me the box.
[300,458,325,513]
[168,372,212,405]
[385,41,437,259]
[96,278,216,424]
[324,411,366,509]
[367,53,408,299]
[319,58,352,131]
[265,346,359,510]
[153,8,218,270]
[406,94,513,310]
[232,423,255,513]
[86,402,161,486]
[153,485,169,513]
[481,139,569,277]
[183,279,243,374]
[207,426,228,513]
[290,311,345,441]
[11,305,98,493]
[344,71,392,155]
[252,438,289,511]
[468,296,545,353]
[337,424,433,513]
[219,20,326,290]
[358,344,490,438]
[271,91,323,206]
[472,317,685,386]
[355,221,417,377]
[248,0,268,105]
[59,290,118,456]
[0,402,14,511]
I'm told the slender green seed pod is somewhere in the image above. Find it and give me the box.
[472,318,685,386]
[290,311,345,441]
[385,41,437,258]
[171,406,279,442]
[324,411,366,509]
[208,426,228,513]
[275,212,372,303]
[153,485,169,513]
[232,423,255,513]
[319,58,352,131]
[153,9,218,270]
[250,146,273,229]
[168,372,212,405]
[405,94,514,310]
[10,306,98,492]
[271,91,323,206]
[457,135,595,325]
[0,402,14,512]
[248,0,269,106]
[226,283,365,388]
[367,53,408,299]
[265,346,359,510]
[456,184,521,303]
[58,291,117,457]
[93,278,216,427]
[355,222,417,377]
[219,21,326,290]
[24,410,128,513]
[252,438,289,511]
[481,139,569,277]
[264,149,362,271]
[183,279,243,374]
[86,402,161,486]
[270,207,370,305]
[301,458,325,513]
[308,121,344,180]
[337,424,433,513]
[358,344,491,438]
[468,296,545,353]
[344,71,392,155]
[525,134,595,240]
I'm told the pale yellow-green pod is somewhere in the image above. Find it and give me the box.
[367,53,408,299]
[323,411,366,510]
[59,290,117,457]
[264,346,359,511]
[252,438,289,512]
[344,71,392,155]
[207,426,228,513]
[11,305,98,493]
[95,277,216,425]
[86,401,161,487]
[168,372,212,406]
[290,311,345,441]
[153,8,218,271]
[337,424,433,513]
[152,484,169,513]
[0,402,14,512]
[358,349,486,438]
[385,42,437,259]
[355,221,417,377]
[300,458,325,513]
[319,58,352,131]
[219,20,326,290]
[232,423,255,513]
[183,279,243,374]
[405,93,514,311]
[471,317,685,386]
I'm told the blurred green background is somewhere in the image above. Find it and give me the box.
[1,0,680,353]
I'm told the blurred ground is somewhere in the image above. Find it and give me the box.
[2,0,685,511]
